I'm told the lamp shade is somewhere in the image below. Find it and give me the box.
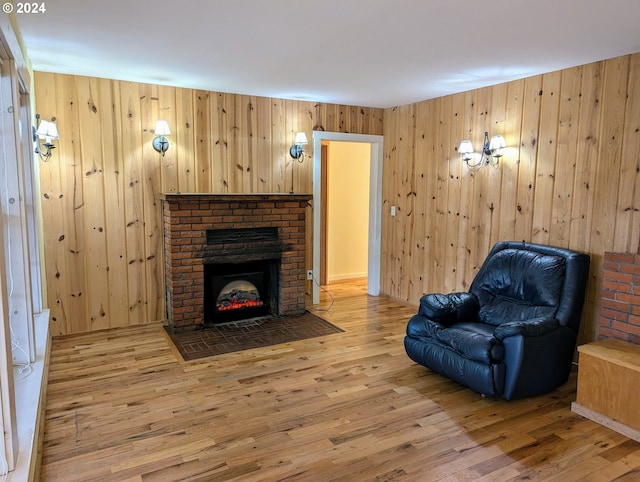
[489,135,506,151]
[458,140,473,155]
[36,120,59,140]
[154,120,171,136]
[294,132,308,145]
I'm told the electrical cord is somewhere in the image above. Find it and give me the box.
[310,274,335,312]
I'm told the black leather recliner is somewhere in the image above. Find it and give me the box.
[404,241,590,400]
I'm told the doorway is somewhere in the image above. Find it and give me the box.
[321,141,370,285]
[311,132,384,305]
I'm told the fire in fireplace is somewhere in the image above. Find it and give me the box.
[216,278,264,312]
[204,260,279,324]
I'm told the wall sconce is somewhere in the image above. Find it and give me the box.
[33,114,59,162]
[152,120,171,156]
[289,132,308,162]
[458,131,506,170]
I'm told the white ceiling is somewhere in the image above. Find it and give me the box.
[15,0,640,108]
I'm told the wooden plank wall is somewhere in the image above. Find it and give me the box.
[34,72,383,335]
[381,52,640,345]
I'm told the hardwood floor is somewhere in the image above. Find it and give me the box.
[40,280,640,481]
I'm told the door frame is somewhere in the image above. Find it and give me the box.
[311,131,384,304]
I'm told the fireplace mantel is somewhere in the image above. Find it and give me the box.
[160,193,313,203]
[161,193,312,331]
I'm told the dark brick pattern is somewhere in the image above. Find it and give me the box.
[161,194,312,331]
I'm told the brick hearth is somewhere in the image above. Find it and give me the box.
[161,193,312,331]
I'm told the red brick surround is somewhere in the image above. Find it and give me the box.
[599,250,640,343]
[161,193,312,331]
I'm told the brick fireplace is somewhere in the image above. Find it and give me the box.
[161,193,312,331]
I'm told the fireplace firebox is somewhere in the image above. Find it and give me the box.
[204,260,279,324]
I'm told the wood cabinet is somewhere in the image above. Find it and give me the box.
[572,339,640,442]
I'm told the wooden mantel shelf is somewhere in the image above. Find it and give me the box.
[160,193,313,202]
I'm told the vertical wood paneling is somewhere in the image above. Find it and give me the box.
[468,87,492,273]
[396,104,416,300]
[35,72,383,335]
[158,85,178,194]
[583,57,630,342]
[569,62,603,253]
[616,54,640,251]
[256,96,272,192]
[593,57,629,253]
[295,102,314,194]
[487,82,507,245]
[59,74,88,332]
[120,81,146,326]
[382,52,640,345]
[455,91,474,290]
[282,99,294,193]
[210,92,228,192]
[531,70,561,245]
[515,75,543,242]
[410,102,429,301]
[271,98,286,193]
[435,96,451,293]
[176,88,196,193]
[228,95,246,192]
[497,79,524,242]
[36,73,66,334]
[142,84,165,323]
[194,90,211,193]
[443,117,460,296]
[99,80,129,326]
[77,77,108,331]
[550,67,582,248]
[421,100,439,295]
[380,106,397,298]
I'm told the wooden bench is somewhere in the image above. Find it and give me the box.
[572,339,640,442]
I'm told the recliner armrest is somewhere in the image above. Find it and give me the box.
[494,317,560,340]
[418,292,479,325]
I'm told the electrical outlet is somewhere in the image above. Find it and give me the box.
[391,205,396,216]
[307,270,314,280]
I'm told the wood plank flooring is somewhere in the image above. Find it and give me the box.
[40,280,640,481]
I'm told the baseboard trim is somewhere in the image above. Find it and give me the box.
[572,402,640,443]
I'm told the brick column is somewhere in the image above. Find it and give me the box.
[599,251,640,343]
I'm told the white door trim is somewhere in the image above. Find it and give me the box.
[311,131,384,304]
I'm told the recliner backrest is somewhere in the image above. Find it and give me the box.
[470,245,568,327]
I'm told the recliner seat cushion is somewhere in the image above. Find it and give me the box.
[435,322,504,363]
